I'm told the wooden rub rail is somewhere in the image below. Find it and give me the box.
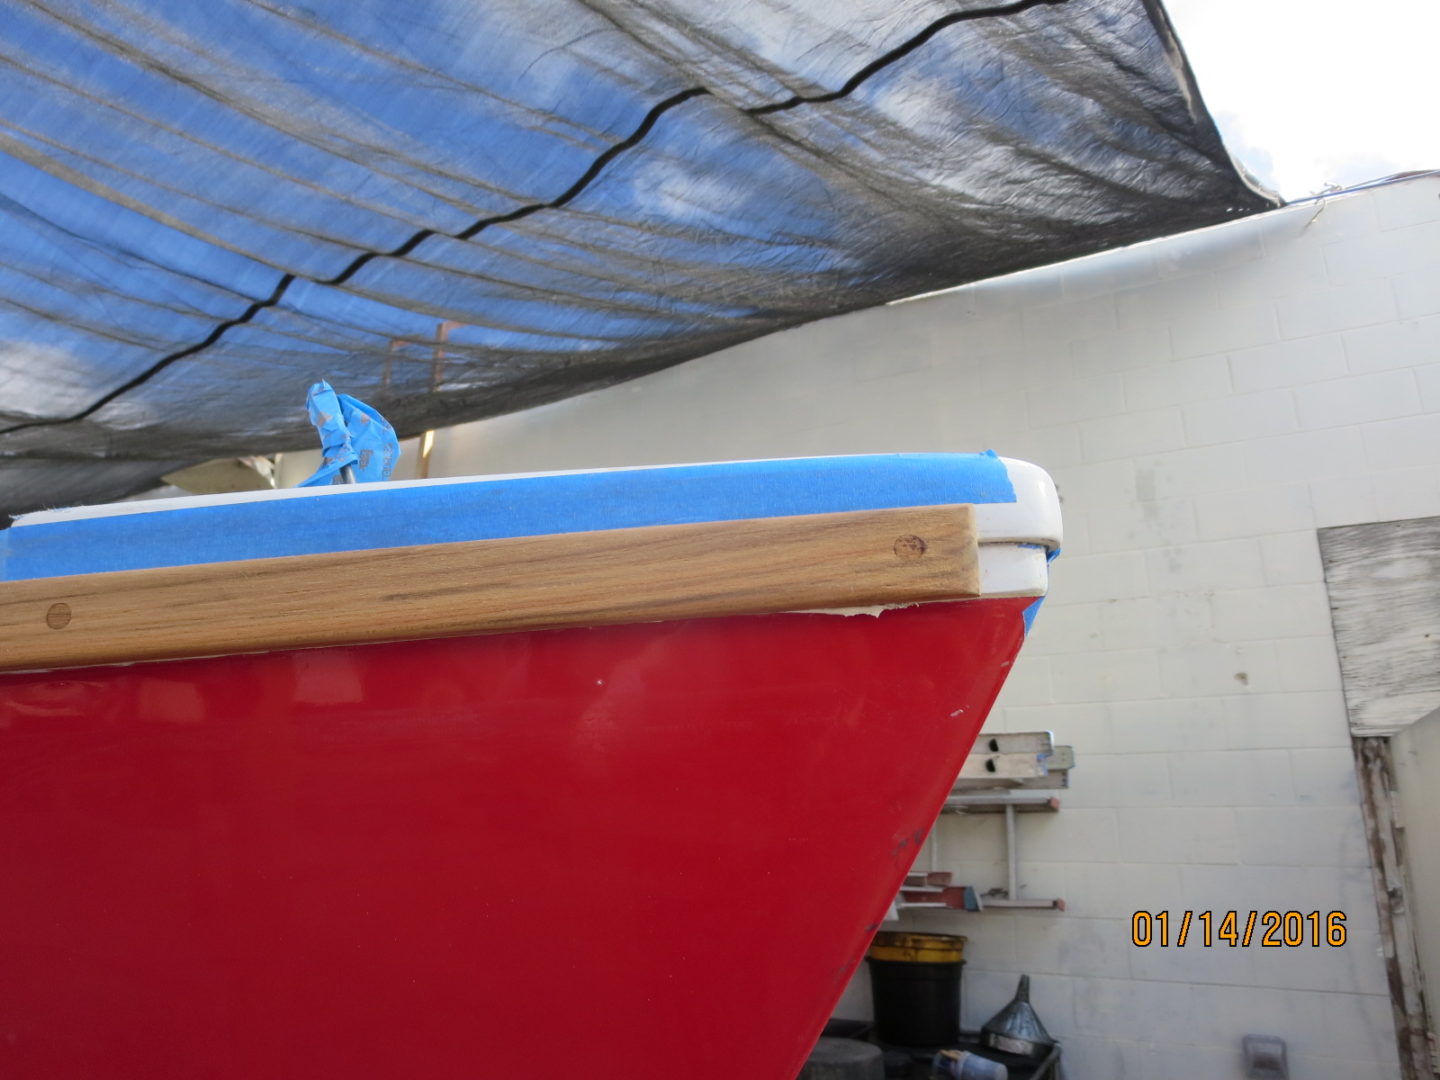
[0,504,979,673]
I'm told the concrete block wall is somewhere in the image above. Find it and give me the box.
[434,175,1440,1076]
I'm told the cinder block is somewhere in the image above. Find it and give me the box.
[1159,641,1282,696]
[1373,174,1440,230]
[1275,278,1397,339]
[1088,498,1203,552]
[1273,637,1343,693]
[1002,701,1112,753]
[1014,916,1130,979]
[1022,293,1117,348]
[1107,696,1231,755]
[1230,334,1347,392]
[1242,427,1368,488]
[993,654,1053,706]
[1062,751,1171,807]
[1341,312,1440,372]
[1221,692,1351,749]
[1289,747,1362,805]
[1022,808,1121,863]
[1182,388,1299,446]
[1115,806,1238,864]
[1027,374,1125,428]
[1062,861,1183,919]
[1045,550,1149,604]
[1144,538,1267,592]
[1115,274,1219,325]
[1370,464,1440,522]
[1070,324,1173,378]
[1235,805,1369,867]
[1323,218,1440,286]
[1295,369,1421,429]
[1169,749,1294,806]
[1258,531,1326,586]
[1307,188,1382,245]
[1133,443,1248,499]
[1362,412,1440,467]
[1058,243,1159,300]
[1392,265,1440,318]
[1050,458,1138,508]
[1416,361,1440,410]
[1308,473,1380,528]
[1210,583,1333,641]
[1319,992,1404,1066]
[1191,484,1315,541]
[1099,593,1213,652]
[1080,406,1186,463]
[1049,648,1163,704]
[1123,354,1232,410]
[1171,296,1279,358]
[1019,600,1103,655]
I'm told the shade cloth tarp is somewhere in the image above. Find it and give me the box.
[0,0,1275,515]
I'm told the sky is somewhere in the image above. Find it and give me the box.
[1163,0,1440,199]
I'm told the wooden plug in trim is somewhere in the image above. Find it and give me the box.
[0,503,978,672]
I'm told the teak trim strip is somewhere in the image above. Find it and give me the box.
[0,503,978,673]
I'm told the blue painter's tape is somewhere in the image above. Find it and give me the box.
[2,452,1015,581]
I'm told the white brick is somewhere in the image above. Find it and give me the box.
[1127,928,1260,985]
[1026,375,1124,428]
[1308,473,1379,528]
[1417,362,1440,410]
[1320,991,1406,1067]
[1183,388,1298,445]
[1085,497,1198,553]
[1023,808,1121,862]
[1099,593,1213,652]
[1046,551,1148,604]
[1001,701,1112,753]
[1116,806,1238,863]
[1070,325,1173,378]
[1144,538,1266,592]
[1323,217,1440,285]
[1222,692,1351,749]
[1275,278,1397,338]
[1229,334,1346,392]
[1235,806,1369,868]
[1014,916,1131,979]
[1242,427,1368,488]
[1049,649,1163,703]
[1063,861,1182,919]
[1160,642,1282,696]
[1294,368,1421,429]
[1017,600,1102,655]
[1133,443,1247,499]
[1392,264,1440,318]
[1341,313,1440,372]
[990,422,1083,471]
[1289,747,1361,806]
[1210,583,1334,641]
[1191,484,1315,540]
[993,653,1052,706]
[1022,293,1116,348]
[1308,187,1383,245]
[1178,863,1327,914]
[1171,297,1279,358]
[1258,530,1326,585]
[1115,272,1220,324]
[1373,174,1440,230]
[1362,412,1440,467]
[1273,637,1344,693]
[1079,405,1186,462]
[1058,242,1158,299]
[1169,749,1294,806]
[1371,464,1440,521]
[1108,697,1231,755]
[1123,354,1232,410]
[1050,458,1137,508]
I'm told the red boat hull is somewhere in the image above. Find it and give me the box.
[0,597,1030,1079]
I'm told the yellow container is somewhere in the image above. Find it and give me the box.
[866,931,966,964]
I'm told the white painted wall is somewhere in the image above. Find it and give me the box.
[431,175,1440,1076]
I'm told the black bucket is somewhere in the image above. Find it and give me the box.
[864,932,965,1047]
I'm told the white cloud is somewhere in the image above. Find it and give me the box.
[1164,0,1440,198]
